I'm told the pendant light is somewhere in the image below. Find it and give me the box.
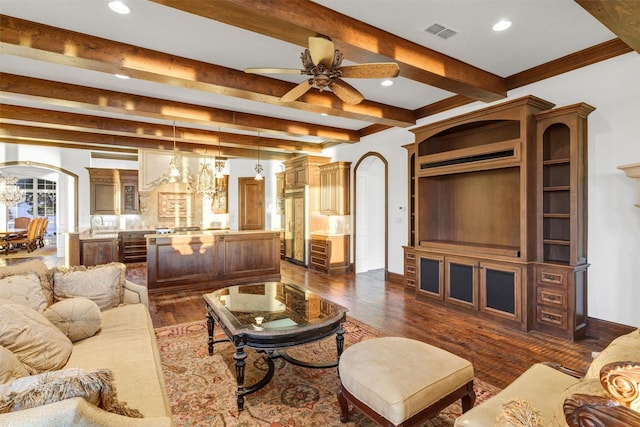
[254,133,264,181]
[214,127,225,179]
[168,122,181,178]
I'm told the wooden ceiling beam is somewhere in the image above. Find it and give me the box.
[0,16,414,128]
[0,104,322,154]
[0,73,359,143]
[151,0,507,102]
[0,123,294,161]
[575,0,640,53]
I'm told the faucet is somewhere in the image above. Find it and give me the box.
[91,215,104,235]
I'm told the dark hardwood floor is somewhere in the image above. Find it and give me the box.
[2,252,618,390]
[147,260,613,389]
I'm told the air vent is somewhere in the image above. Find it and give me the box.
[424,22,459,40]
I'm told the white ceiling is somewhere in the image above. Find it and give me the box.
[0,0,622,153]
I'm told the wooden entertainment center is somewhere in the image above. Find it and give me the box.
[404,96,594,340]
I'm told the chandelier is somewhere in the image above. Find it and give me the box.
[193,149,216,199]
[254,134,263,181]
[0,174,26,206]
[168,122,182,178]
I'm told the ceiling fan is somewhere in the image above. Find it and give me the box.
[245,36,400,105]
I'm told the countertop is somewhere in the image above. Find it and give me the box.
[310,231,351,237]
[143,229,281,238]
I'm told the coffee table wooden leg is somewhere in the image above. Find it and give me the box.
[234,345,248,411]
[207,313,215,356]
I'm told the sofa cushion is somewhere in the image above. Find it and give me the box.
[0,346,33,385]
[43,297,103,342]
[0,368,143,418]
[53,263,126,311]
[64,304,173,418]
[0,259,53,306]
[0,299,72,373]
[0,272,48,312]
[454,363,581,427]
[585,328,640,380]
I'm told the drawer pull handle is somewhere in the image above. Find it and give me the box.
[548,295,555,301]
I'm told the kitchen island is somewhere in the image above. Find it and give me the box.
[146,229,281,293]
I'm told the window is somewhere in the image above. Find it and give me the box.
[6,178,56,237]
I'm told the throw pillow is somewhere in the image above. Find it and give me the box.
[0,272,48,312]
[0,345,33,384]
[0,368,143,418]
[0,299,72,373]
[52,263,126,311]
[43,297,103,342]
[0,259,53,306]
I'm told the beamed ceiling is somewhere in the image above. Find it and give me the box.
[0,0,639,162]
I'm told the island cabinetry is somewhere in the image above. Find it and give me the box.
[319,162,351,215]
[533,103,593,340]
[87,168,139,215]
[80,235,118,266]
[309,233,350,274]
[146,231,280,292]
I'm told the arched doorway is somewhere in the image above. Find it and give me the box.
[353,152,388,276]
[0,161,78,256]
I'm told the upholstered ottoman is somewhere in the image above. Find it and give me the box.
[337,337,475,426]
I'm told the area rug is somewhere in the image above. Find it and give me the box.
[155,318,500,426]
[1,245,56,259]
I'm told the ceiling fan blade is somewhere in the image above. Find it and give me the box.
[329,79,365,105]
[244,68,302,74]
[280,80,313,102]
[308,36,335,67]
[339,63,400,79]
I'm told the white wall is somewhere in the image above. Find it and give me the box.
[329,52,640,327]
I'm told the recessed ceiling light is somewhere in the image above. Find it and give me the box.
[381,79,394,87]
[321,113,328,116]
[109,1,130,14]
[115,73,129,79]
[493,20,511,32]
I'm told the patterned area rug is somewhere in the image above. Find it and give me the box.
[155,318,500,426]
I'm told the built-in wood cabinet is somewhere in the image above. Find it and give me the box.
[282,156,330,265]
[403,246,416,288]
[309,233,350,274]
[405,96,592,339]
[88,168,139,215]
[319,162,351,215]
[533,103,594,340]
[80,236,118,266]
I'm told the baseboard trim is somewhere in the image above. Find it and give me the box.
[387,271,404,285]
[586,317,636,343]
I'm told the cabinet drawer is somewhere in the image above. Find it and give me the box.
[537,306,568,330]
[405,264,416,276]
[405,278,416,288]
[310,242,329,255]
[537,287,567,309]
[405,251,416,261]
[536,268,568,289]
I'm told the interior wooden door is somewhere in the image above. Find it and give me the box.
[238,177,264,230]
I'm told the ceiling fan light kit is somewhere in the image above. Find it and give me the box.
[245,36,400,105]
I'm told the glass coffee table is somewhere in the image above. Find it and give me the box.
[203,282,348,411]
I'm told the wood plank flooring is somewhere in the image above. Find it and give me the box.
[148,260,613,389]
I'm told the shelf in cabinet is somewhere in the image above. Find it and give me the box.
[544,186,570,192]
[543,158,570,165]
[543,213,570,219]
[543,239,570,246]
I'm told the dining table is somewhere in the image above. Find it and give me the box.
[0,228,27,255]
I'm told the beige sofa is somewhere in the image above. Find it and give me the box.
[0,260,173,426]
[455,328,640,426]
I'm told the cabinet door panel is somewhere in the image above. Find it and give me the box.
[480,262,521,322]
[417,255,443,299]
[446,259,477,308]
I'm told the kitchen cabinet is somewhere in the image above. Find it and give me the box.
[319,161,351,215]
[81,235,118,266]
[309,233,350,274]
[88,168,139,215]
